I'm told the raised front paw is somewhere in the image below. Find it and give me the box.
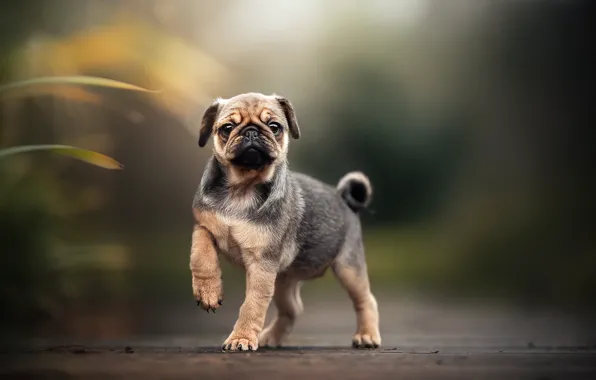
[221,331,259,352]
[352,329,381,349]
[192,275,223,313]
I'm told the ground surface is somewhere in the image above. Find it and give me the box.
[3,341,596,380]
[2,296,596,379]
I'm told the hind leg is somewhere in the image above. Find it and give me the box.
[332,249,381,348]
[259,275,303,347]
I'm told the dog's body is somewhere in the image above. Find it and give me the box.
[190,93,381,351]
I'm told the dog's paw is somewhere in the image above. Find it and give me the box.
[352,330,381,349]
[221,332,259,352]
[192,276,223,313]
[258,324,285,348]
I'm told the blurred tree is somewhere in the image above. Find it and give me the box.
[0,0,58,336]
[295,59,467,226]
[430,0,596,308]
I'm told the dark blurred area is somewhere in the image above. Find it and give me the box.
[1,0,594,344]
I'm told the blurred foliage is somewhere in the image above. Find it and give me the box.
[0,144,123,169]
[0,6,170,334]
[10,12,227,134]
[0,75,158,94]
[0,74,160,170]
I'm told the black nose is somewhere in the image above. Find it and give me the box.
[243,126,259,141]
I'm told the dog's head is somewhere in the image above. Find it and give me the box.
[197,93,300,181]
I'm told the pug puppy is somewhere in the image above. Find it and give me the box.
[190,92,381,351]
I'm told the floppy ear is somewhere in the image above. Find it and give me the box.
[198,100,220,147]
[274,95,300,139]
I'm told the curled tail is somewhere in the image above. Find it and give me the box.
[337,171,373,213]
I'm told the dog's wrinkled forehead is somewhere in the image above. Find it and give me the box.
[217,93,285,125]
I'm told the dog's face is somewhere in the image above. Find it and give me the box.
[198,93,300,178]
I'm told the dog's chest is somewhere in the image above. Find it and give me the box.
[201,212,272,266]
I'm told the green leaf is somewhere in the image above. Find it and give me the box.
[0,76,159,94]
[0,145,123,170]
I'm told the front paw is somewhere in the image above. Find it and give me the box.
[221,331,259,352]
[192,275,223,313]
[352,329,381,349]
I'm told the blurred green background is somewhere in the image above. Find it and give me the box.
[1,0,594,341]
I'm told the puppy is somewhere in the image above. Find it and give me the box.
[190,92,381,351]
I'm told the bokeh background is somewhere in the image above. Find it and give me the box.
[1,0,594,346]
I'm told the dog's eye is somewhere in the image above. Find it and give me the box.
[220,124,234,137]
[268,122,282,135]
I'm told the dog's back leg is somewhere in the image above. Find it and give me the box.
[259,275,303,347]
[332,246,381,348]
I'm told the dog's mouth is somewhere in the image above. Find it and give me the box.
[231,145,273,170]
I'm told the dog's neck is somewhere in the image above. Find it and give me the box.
[197,156,288,214]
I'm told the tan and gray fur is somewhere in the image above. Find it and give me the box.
[190,92,381,351]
